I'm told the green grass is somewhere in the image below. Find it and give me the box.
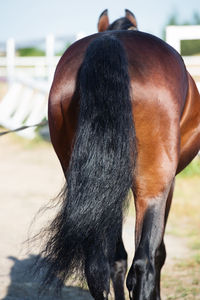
[17,47,45,56]
[162,166,200,299]
[162,256,200,299]
[178,157,200,177]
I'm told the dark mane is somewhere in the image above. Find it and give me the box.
[108,17,134,30]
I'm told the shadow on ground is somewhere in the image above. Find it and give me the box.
[3,255,92,300]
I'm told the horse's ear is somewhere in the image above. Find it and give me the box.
[98,9,109,32]
[125,9,138,29]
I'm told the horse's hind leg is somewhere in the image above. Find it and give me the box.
[126,184,172,299]
[155,181,174,299]
[125,88,180,299]
[85,245,110,300]
[126,177,176,300]
[111,228,128,300]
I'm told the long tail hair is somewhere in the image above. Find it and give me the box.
[38,34,137,290]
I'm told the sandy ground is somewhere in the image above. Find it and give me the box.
[0,134,190,300]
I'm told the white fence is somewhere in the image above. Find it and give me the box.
[0,33,86,82]
[0,55,60,80]
[0,76,49,139]
[0,35,59,83]
[166,25,200,53]
[166,25,200,82]
[0,35,59,138]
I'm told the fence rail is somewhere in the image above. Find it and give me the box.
[0,56,60,80]
[0,76,49,139]
[0,56,60,66]
[0,35,60,82]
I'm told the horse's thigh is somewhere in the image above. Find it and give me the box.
[48,97,77,174]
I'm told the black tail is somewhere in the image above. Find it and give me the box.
[39,34,137,290]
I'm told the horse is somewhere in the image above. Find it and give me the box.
[39,9,200,300]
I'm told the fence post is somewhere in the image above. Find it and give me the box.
[46,34,55,85]
[6,38,15,84]
[166,26,180,53]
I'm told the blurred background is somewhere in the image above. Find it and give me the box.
[0,0,200,299]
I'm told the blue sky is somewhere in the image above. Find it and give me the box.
[0,0,200,42]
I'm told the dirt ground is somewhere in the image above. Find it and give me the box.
[0,134,195,300]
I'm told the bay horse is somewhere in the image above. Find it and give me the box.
[40,9,200,300]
